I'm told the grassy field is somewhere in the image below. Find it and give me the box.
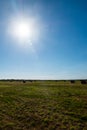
[0,80,87,130]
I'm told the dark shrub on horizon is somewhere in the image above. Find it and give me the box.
[23,80,26,83]
[55,80,58,82]
[81,80,86,84]
[64,80,66,82]
[29,80,32,82]
[70,80,75,84]
[10,80,13,82]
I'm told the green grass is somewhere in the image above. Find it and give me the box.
[0,81,87,130]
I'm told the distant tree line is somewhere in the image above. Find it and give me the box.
[0,79,87,85]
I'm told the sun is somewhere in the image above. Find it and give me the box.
[13,20,30,42]
[8,16,41,46]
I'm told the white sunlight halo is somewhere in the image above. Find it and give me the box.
[7,15,43,48]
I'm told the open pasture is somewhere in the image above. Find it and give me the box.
[0,80,87,130]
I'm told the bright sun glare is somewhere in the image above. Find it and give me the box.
[14,21,30,41]
[8,16,41,46]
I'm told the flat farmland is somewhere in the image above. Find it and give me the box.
[0,80,87,130]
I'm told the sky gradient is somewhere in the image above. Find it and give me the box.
[0,0,87,79]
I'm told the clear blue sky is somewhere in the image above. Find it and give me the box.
[0,0,87,79]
